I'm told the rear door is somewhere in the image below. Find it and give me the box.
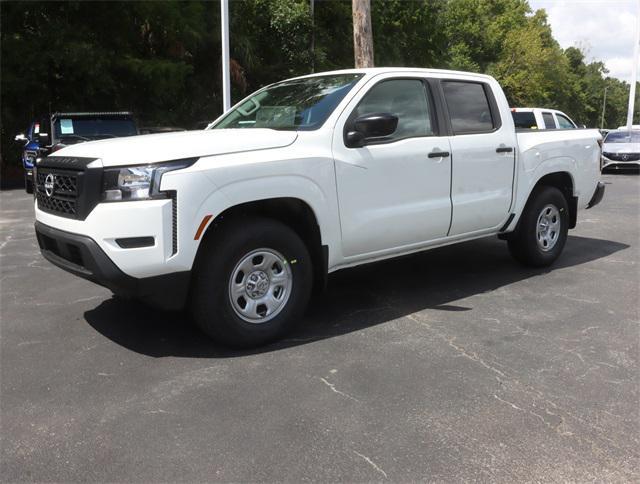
[441,80,516,235]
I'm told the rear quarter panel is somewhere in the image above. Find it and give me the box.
[513,129,601,219]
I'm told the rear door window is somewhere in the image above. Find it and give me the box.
[442,81,496,134]
[542,112,556,129]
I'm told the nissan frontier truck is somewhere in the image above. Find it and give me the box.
[33,68,605,347]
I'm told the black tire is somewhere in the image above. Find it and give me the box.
[191,217,313,348]
[25,176,33,194]
[508,186,569,267]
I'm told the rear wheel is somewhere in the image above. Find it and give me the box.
[508,186,569,267]
[191,217,313,348]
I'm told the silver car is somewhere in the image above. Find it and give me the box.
[602,130,640,172]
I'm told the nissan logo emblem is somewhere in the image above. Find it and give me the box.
[44,174,55,197]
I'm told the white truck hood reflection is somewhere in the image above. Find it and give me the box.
[52,128,299,166]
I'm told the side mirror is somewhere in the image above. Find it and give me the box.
[345,112,398,148]
[14,133,28,145]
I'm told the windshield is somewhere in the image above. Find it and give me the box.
[604,131,640,143]
[212,74,363,131]
[53,117,138,142]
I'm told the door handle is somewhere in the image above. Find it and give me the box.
[496,146,513,153]
[428,151,450,158]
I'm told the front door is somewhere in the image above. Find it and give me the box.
[333,76,452,258]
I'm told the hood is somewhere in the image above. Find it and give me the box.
[602,142,640,154]
[52,128,298,166]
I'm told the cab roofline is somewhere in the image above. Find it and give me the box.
[285,67,495,82]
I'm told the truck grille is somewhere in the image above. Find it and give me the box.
[34,156,102,220]
[36,169,80,217]
[603,152,640,162]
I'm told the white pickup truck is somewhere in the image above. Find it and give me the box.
[511,107,579,130]
[34,68,604,347]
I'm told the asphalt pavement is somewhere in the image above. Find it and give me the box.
[1,174,638,482]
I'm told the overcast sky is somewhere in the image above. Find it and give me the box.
[528,0,638,83]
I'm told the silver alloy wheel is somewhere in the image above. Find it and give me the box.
[536,204,561,252]
[228,248,293,323]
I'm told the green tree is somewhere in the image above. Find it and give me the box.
[372,0,443,68]
[440,0,530,71]
[487,11,573,111]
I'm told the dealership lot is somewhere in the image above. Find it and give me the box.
[1,175,638,481]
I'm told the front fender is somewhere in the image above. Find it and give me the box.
[216,175,331,235]
[180,174,338,272]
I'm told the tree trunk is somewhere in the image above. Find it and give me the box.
[310,0,315,72]
[352,0,374,68]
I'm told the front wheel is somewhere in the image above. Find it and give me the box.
[508,186,569,267]
[191,217,313,348]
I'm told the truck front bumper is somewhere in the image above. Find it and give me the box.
[35,221,190,310]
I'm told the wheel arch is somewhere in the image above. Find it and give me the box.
[532,171,577,229]
[195,196,328,292]
[503,170,577,238]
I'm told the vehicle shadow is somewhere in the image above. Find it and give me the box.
[84,235,629,358]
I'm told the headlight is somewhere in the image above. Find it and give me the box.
[102,158,196,201]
